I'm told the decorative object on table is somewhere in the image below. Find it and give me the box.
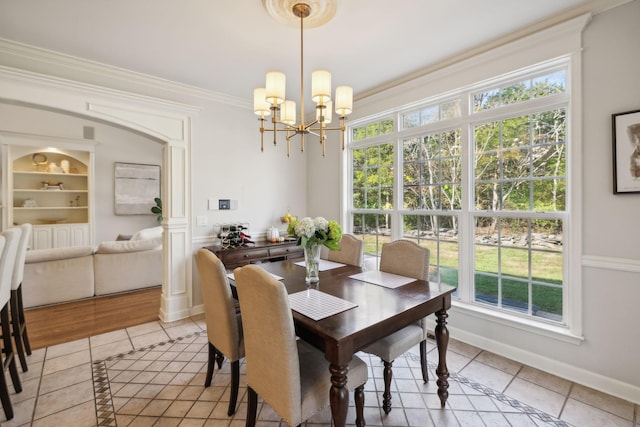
[280,211,296,224]
[612,109,640,194]
[287,216,342,283]
[218,224,253,249]
[266,226,280,243]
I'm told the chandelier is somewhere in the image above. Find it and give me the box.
[253,1,353,157]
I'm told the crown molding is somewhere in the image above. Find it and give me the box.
[0,38,251,110]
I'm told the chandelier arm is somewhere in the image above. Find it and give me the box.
[264,124,299,132]
[306,125,344,132]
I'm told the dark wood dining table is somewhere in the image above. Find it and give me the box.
[253,259,456,427]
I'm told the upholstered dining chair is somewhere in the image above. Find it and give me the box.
[363,239,430,414]
[0,228,23,421]
[320,233,364,267]
[234,264,368,427]
[194,249,244,416]
[10,223,32,372]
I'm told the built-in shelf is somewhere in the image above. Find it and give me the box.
[8,144,94,249]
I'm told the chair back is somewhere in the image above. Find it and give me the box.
[379,239,430,280]
[194,249,243,361]
[234,264,302,424]
[0,228,21,305]
[11,223,32,291]
[321,234,364,267]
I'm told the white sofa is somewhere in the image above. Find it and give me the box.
[23,227,163,308]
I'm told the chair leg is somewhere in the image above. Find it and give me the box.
[420,339,428,382]
[382,359,393,414]
[227,360,240,416]
[10,289,28,372]
[215,349,225,369]
[205,342,216,387]
[0,367,13,421]
[17,286,31,356]
[246,387,258,427]
[0,304,21,395]
[354,384,365,427]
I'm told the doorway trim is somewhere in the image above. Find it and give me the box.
[0,66,197,322]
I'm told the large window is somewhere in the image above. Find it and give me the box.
[348,63,570,326]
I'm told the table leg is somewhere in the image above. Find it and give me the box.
[435,309,450,407]
[329,363,348,427]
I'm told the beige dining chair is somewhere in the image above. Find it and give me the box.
[320,233,364,267]
[0,228,23,421]
[10,223,32,372]
[234,264,368,427]
[194,249,244,416]
[363,239,430,414]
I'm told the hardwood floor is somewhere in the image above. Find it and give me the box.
[24,287,162,349]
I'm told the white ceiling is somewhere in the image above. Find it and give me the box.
[0,0,622,105]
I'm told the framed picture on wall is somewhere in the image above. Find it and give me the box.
[114,162,161,214]
[612,109,640,194]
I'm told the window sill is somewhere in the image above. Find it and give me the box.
[447,300,584,345]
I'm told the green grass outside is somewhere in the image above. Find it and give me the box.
[359,234,563,315]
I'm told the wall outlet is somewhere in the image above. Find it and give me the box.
[196,216,208,226]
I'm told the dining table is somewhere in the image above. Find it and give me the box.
[244,258,457,427]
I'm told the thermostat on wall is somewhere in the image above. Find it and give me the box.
[209,198,238,210]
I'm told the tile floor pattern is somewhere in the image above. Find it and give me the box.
[2,315,638,427]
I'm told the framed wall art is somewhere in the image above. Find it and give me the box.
[114,162,161,214]
[612,109,640,194]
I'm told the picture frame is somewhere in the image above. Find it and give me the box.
[114,162,161,214]
[612,109,640,194]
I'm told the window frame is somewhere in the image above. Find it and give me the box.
[346,57,581,339]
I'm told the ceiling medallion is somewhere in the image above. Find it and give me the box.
[262,0,338,28]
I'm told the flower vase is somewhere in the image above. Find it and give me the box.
[304,244,321,283]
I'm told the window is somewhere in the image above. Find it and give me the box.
[348,62,570,327]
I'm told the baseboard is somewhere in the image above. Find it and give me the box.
[439,324,640,405]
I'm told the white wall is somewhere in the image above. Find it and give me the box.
[308,2,640,403]
[0,103,163,244]
[0,0,637,403]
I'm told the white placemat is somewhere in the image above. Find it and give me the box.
[288,289,358,321]
[293,259,346,271]
[226,272,284,282]
[349,270,416,289]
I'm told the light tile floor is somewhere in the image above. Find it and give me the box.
[2,314,638,427]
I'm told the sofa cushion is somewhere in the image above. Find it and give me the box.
[23,251,95,308]
[26,246,94,263]
[130,226,163,241]
[96,237,162,254]
[94,248,162,295]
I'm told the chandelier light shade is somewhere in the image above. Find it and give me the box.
[254,1,352,157]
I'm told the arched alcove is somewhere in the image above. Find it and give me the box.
[0,68,197,322]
